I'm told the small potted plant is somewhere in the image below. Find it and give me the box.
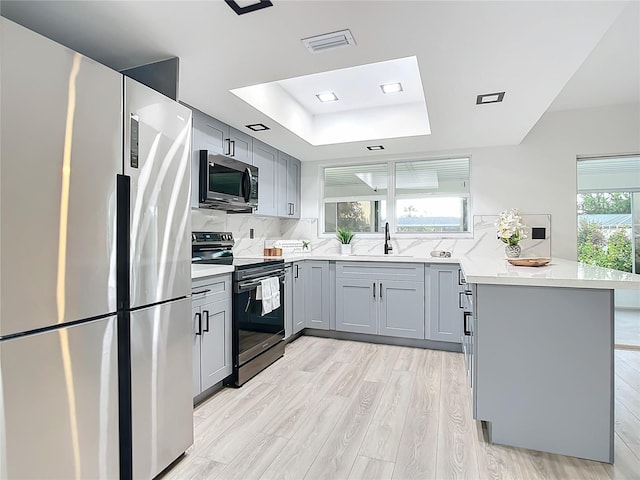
[496,208,528,258]
[336,227,354,255]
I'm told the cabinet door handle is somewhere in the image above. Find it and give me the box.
[295,264,299,278]
[380,283,383,298]
[459,291,464,309]
[458,269,466,285]
[225,138,232,156]
[230,140,236,157]
[373,282,376,298]
[463,311,472,336]
[192,289,212,296]
[195,312,202,336]
[203,310,210,333]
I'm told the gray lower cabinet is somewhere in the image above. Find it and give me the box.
[292,261,305,334]
[284,263,294,339]
[335,262,425,339]
[474,283,614,463]
[428,264,465,343]
[335,277,378,334]
[192,274,232,399]
[304,261,331,330]
[379,280,425,338]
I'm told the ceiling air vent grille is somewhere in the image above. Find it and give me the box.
[302,29,356,53]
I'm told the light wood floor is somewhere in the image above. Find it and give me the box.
[163,336,640,480]
[615,309,640,348]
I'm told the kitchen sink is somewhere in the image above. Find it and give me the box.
[350,253,415,258]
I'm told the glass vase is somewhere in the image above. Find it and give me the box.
[505,244,521,258]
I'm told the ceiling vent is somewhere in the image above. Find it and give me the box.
[302,29,356,53]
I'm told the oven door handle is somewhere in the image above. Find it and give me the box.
[235,274,285,293]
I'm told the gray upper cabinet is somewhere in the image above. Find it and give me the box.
[191,107,253,162]
[188,106,254,208]
[192,110,227,155]
[228,127,253,165]
[304,261,331,330]
[186,103,300,217]
[276,150,290,217]
[286,156,301,218]
[276,151,302,218]
[292,261,306,334]
[253,139,278,216]
[428,264,464,343]
[336,262,425,339]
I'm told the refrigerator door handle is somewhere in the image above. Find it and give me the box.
[195,312,202,335]
[203,310,210,333]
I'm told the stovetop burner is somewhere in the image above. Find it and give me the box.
[192,231,284,270]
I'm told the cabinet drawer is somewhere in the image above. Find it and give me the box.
[192,274,231,306]
[336,262,424,282]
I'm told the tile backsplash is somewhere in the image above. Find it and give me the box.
[191,209,281,256]
[280,214,551,259]
[192,210,551,259]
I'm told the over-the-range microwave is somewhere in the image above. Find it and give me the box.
[199,149,258,213]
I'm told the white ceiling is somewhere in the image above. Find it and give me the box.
[231,56,431,145]
[1,0,638,162]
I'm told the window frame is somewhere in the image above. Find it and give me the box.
[320,155,473,239]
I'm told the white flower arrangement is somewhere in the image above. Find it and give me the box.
[496,208,528,246]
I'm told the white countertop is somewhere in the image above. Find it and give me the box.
[191,264,234,280]
[459,256,640,289]
[192,252,640,289]
[231,253,640,289]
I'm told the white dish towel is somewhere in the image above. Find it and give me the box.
[260,276,281,315]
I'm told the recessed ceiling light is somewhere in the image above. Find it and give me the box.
[246,123,270,131]
[316,92,338,103]
[367,145,385,151]
[381,83,403,94]
[476,92,505,104]
[225,0,273,15]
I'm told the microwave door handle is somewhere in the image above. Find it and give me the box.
[242,168,252,203]
[198,153,208,203]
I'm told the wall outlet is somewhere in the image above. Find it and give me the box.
[531,227,546,239]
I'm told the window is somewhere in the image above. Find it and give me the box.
[322,157,470,235]
[323,164,387,233]
[395,158,469,233]
[577,155,639,274]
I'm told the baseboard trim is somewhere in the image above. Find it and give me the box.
[303,328,463,353]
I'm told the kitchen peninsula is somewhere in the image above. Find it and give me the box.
[200,253,638,463]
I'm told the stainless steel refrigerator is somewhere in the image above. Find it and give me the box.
[0,18,193,480]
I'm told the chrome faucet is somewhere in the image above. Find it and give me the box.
[384,222,393,254]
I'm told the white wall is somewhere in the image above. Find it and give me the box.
[300,102,640,260]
